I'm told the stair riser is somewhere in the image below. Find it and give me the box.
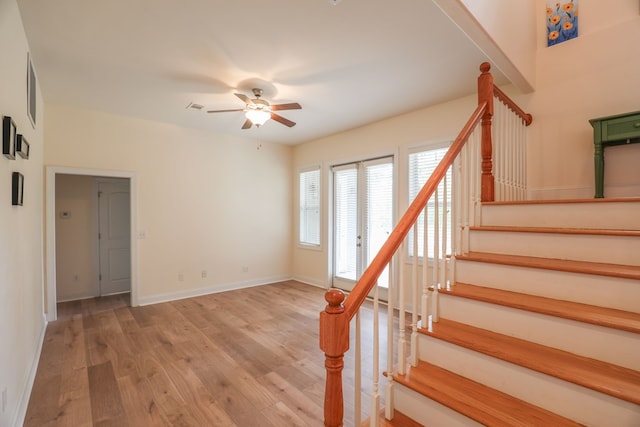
[468,230,640,266]
[393,383,483,427]
[481,202,640,230]
[455,260,640,313]
[438,294,640,371]
[417,337,640,426]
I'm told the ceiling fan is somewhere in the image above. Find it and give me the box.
[207,88,301,129]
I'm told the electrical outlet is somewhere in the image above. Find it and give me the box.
[242,266,249,273]
[178,273,184,282]
[201,270,207,279]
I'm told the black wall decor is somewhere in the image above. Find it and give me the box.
[17,134,30,159]
[12,172,24,206]
[2,116,16,159]
[27,53,36,128]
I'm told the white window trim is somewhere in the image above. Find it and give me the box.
[298,165,322,249]
[406,140,453,263]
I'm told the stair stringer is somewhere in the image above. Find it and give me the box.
[480,199,640,230]
[385,200,640,426]
[455,259,640,313]
[393,382,483,427]
[438,293,640,371]
[468,229,640,266]
[416,336,640,426]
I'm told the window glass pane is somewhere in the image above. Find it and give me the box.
[365,161,393,287]
[299,168,320,245]
[334,168,357,280]
[408,147,451,258]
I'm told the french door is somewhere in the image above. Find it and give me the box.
[332,156,394,293]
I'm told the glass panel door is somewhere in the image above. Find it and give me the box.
[333,156,393,293]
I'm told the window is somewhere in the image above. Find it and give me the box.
[408,145,451,258]
[299,167,321,246]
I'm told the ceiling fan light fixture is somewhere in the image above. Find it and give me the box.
[245,108,271,126]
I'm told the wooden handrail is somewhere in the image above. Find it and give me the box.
[320,62,533,427]
[343,102,487,320]
[493,85,533,126]
[319,102,486,427]
[479,62,495,203]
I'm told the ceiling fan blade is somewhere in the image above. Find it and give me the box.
[270,102,302,111]
[206,108,244,113]
[270,113,296,127]
[235,93,252,104]
[241,118,253,129]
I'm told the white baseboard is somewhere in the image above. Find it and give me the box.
[291,275,329,289]
[13,313,47,427]
[527,185,593,200]
[136,275,293,306]
[528,183,640,200]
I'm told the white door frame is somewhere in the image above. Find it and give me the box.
[45,166,138,321]
[331,155,395,293]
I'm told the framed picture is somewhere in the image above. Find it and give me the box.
[17,134,30,159]
[546,1,579,47]
[27,53,36,128]
[2,116,16,160]
[12,172,24,206]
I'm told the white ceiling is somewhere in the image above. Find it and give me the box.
[17,0,509,145]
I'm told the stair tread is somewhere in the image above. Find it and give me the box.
[469,225,640,236]
[483,197,640,206]
[420,318,640,405]
[362,410,422,427]
[443,282,640,333]
[393,361,584,427]
[457,251,640,280]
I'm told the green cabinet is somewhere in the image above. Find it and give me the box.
[589,111,640,198]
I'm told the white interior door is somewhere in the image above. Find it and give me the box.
[333,156,393,293]
[98,179,131,295]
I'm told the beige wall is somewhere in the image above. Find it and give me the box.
[523,0,640,198]
[55,174,99,301]
[292,96,476,286]
[0,0,46,425]
[459,0,537,88]
[45,105,293,304]
[291,0,640,286]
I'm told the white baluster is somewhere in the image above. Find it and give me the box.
[421,205,429,323]
[370,285,380,427]
[355,309,361,427]
[397,243,406,375]
[410,224,419,366]
[385,259,394,421]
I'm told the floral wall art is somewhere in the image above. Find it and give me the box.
[547,0,579,46]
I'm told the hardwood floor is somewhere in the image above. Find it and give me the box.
[25,281,398,427]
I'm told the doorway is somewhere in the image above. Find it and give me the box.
[332,156,394,293]
[98,179,131,295]
[54,176,131,302]
[46,167,138,321]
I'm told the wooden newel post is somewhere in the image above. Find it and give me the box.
[319,288,350,427]
[478,62,495,202]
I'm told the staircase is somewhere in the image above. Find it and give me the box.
[390,198,640,426]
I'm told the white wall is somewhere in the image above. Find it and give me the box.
[55,174,99,301]
[0,0,46,425]
[44,105,293,304]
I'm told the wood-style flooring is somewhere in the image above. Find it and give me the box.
[24,281,398,427]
